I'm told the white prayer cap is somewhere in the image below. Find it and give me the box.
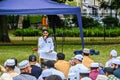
[90,63,99,67]
[110,50,117,57]
[4,59,15,66]
[83,48,90,54]
[112,59,120,65]
[18,60,29,69]
[80,69,90,73]
[74,54,83,61]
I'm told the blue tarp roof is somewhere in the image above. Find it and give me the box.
[0,0,84,48]
[0,0,80,15]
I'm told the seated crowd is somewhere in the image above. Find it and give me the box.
[0,48,120,80]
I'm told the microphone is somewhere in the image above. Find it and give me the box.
[43,36,47,41]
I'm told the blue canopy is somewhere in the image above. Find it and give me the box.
[0,0,84,49]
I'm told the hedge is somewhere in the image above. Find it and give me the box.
[13,27,120,37]
[13,28,41,36]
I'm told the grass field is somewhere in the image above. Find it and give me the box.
[0,44,120,66]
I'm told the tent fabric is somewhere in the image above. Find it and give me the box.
[0,0,84,49]
[0,0,80,15]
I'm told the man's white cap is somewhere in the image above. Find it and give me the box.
[80,69,90,73]
[110,50,117,57]
[74,54,83,61]
[90,63,99,67]
[112,59,120,65]
[4,59,15,66]
[83,48,90,54]
[18,60,29,69]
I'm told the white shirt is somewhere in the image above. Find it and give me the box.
[68,64,89,80]
[105,58,117,67]
[38,36,57,60]
[38,36,54,52]
[0,73,13,80]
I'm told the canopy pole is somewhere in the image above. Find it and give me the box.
[77,9,84,49]
[53,24,57,51]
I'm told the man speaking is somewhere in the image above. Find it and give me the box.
[38,29,57,62]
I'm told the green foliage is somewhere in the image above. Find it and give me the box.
[102,16,119,27]
[13,28,41,36]
[66,0,77,6]
[82,16,100,28]
[13,27,120,37]
[24,15,42,24]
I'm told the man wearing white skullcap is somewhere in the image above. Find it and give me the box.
[105,49,118,67]
[13,60,37,80]
[0,59,18,80]
[111,59,120,79]
[89,63,99,80]
[68,54,89,80]
[80,69,92,80]
[82,48,94,69]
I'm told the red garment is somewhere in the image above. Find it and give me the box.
[89,69,99,80]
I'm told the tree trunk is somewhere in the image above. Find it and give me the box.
[0,15,10,42]
[115,9,118,18]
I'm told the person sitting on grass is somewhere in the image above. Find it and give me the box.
[55,52,71,79]
[105,49,118,67]
[0,59,19,80]
[68,54,89,80]
[11,58,20,74]
[29,54,42,79]
[104,67,119,80]
[111,59,120,79]
[13,60,37,80]
[89,62,99,80]
[82,48,94,69]
[80,69,92,80]
[38,60,65,80]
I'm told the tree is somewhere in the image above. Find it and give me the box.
[111,0,120,18]
[100,0,114,16]
[0,0,11,42]
[0,15,10,42]
[52,0,66,3]
[48,0,66,28]
[99,0,120,17]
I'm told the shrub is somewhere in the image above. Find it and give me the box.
[82,16,100,28]
[13,28,40,36]
[102,16,119,27]
[13,27,120,37]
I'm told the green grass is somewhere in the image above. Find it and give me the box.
[0,44,120,66]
